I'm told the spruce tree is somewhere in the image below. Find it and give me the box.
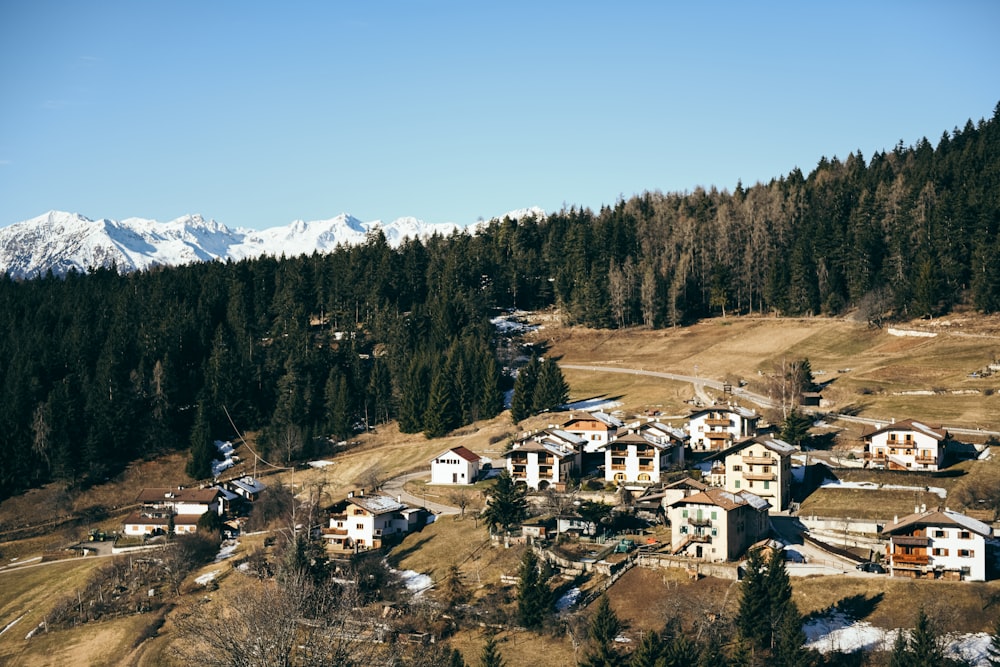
[736,548,770,651]
[423,365,457,439]
[987,615,1000,667]
[780,409,812,447]
[908,607,944,667]
[450,648,467,667]
[517,548,551,629]
[628,629,661,667]
[479,633,505,667]
[186,401,215,480]
[581,595,624,667]
[481,470,528,537]
[532,358,569,413]
[510,356,540,423]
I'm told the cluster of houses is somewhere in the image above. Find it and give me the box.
[124,406,992,582]
[123,475,266,537]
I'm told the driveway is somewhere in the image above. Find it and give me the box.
[382,471,462,516]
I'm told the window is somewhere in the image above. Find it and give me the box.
[711,511,717,520]
[959,549,974,558]
[764,481,770,490]
[356,523,364,530]
[933,530,946,538]
[711,528,718,536]
[732,464,742,472]
[734,480,740,489]
[959,531,972,540]
[680,525,688,534]
[932,548,948,556]
[682,510,688,518]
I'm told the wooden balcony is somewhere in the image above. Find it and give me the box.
[743,471,777,482]
[638,464,655,472]
[688,516,712,527]
[538,466,553,477]
[742,455,774,465]
[330,513,347,522]
[511,470,527,479]
[891,553,930,566]
[635,448,656,458]
[914,455,938,464]
[705,418,730,427]
[863,452,886,461]
[705,431,731,440]
[610,464,626,472]
[689,533,711,543]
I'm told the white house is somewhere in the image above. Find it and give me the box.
[504,429,583,491]
[667,487,771,561]
[686,404,761,452]
[322,491,431,552]
[430,446,482,485]
[863,419,949,471]
[561,411,623,454]
[599,430,683,486]
[723,435,796,512]
[228,476,266,502]
[882,507,991,581]
[123,487,223,536]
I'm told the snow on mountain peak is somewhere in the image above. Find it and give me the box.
[0,207,546,279]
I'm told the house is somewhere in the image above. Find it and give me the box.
[599,430,682,486]
[666,488,771,561]
[723,435,796,512]
[504,429,583,491]
[686,404,761,452]
[882,507,991,581]
[228,476,266,502]
[430,446,482,485]
[322,491,432,552]
[863,419,950,471]
[123,487,223,536]
[561,411,623,454]
[660,477,710,511]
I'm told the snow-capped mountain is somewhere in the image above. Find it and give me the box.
[0,207,546,279]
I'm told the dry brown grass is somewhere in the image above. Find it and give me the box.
[536,314,1000,431]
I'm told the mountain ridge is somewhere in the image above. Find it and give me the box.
[0,207,545,279]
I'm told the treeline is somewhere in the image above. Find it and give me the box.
[2,104,998,500]
[0,233,508,500]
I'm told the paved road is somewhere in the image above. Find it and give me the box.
[559,363,1000,437]
[381,471,462,516]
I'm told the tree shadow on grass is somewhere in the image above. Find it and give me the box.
[385,535,435,567]
[803,592,885,628]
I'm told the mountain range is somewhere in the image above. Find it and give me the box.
[0,208,545,279]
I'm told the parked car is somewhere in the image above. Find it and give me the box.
[856,562,886,574]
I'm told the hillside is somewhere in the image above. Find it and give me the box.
[4,313,1000,665]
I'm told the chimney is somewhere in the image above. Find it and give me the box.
[397,495,402,504]
[893,515,898,524]
[920,503,926,513]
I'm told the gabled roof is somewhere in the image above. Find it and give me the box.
[230,476,266,495]
[863,419,948,442]
[670,487,770,512]
[663,477,709,492]
[504,438,576,459]
[435,445,481,463]
[882,508,991,537]
[136,487,222,504]
[729,435,796,456]
[635,421,688,442]
[348,494,408,516]
[600,431,669,451]
[689,404,758,420]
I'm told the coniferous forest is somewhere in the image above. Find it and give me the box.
[1,104,999,501]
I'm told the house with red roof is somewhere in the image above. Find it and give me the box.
[430,446,483,485]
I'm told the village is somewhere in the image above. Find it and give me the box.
[6,314,1000,665]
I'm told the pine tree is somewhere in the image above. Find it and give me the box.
[510,356,539,423]
[888,630,911,667]
[479,633,505,667]
[450,648,467,667]
[186,401,215,480]
[424,364,458,439]
[581,595,624,667]
[987,616,1000,667]
[780,409,812,447]
[771,600,809,667]
[481,471,528,538]
[532,358,570,413]
[628,630,661,667]
[662,631,697,667]
[908,607,944,667]
[737,548,771,651]
[517,548,552,629]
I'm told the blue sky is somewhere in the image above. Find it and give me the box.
[1,1,998,230]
